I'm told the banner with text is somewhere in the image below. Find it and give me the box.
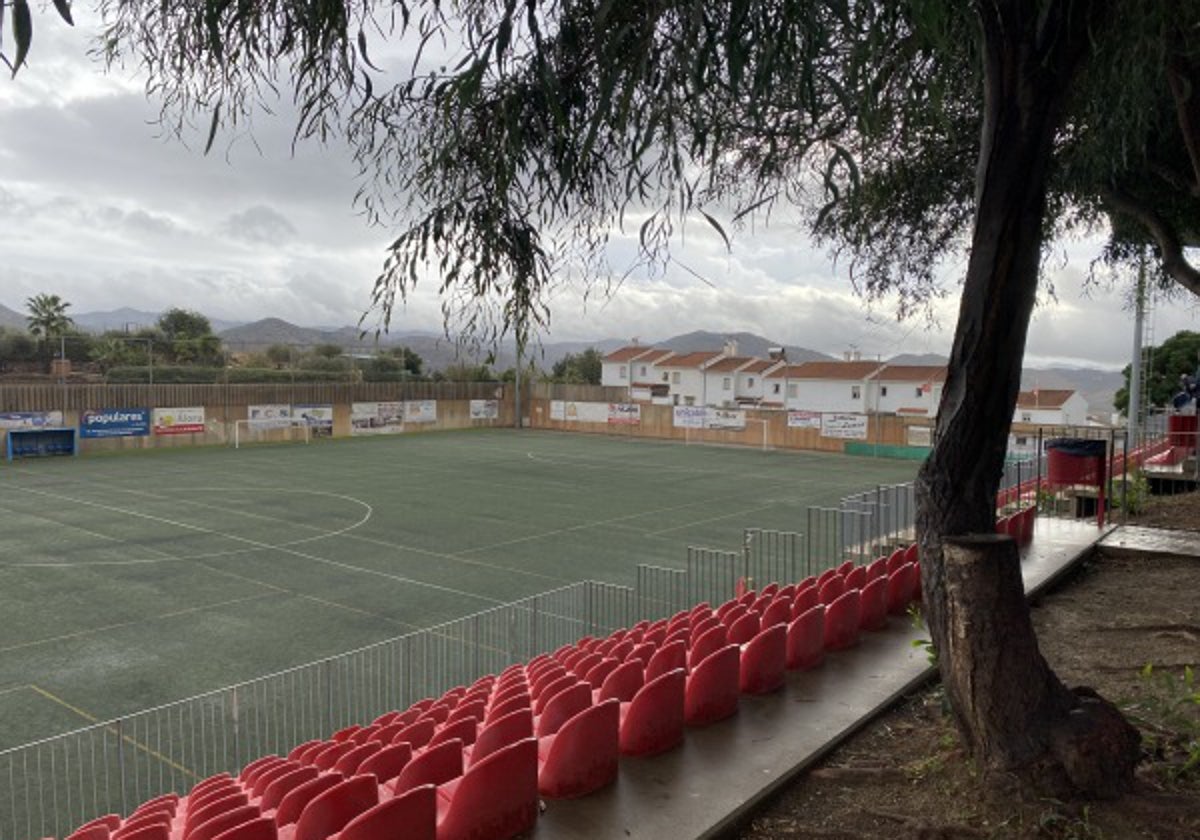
[607,403,641,425]
[706,408,746,430]
[469,400,500,420]
[550,400,566,421]
[351,402,404,435]
[247,404,293,429]
[787,410,822,429]
[563,401,610,424]
[295,405,334,437]
[672,406,707,429]
[81,408,150,438]
[820,413,868,440]
[404,400,438,424]
[153,407,205,435]
[0,411,64,430]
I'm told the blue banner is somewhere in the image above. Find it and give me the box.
[80,408,151,439]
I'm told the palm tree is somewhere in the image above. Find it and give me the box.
[25,294,74,339]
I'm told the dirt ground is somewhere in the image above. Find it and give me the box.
[736,495,1200,840]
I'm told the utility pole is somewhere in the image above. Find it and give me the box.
[1128,249,1146,450]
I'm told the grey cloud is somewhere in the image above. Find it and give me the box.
[221,205,297,245]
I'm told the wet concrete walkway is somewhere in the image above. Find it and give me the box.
[534,518,1120,840]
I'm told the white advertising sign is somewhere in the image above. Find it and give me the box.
[706,408,746,430]
[550,400,566,421]
[248,404,293,429]
[404,400,438,423]
[821,413,869,440]
[672,406,707,429]
[563,401,609,424]
[469,400,500,420]
[607,403,640,425]
[351,402,404,435]
[787,410,822,429]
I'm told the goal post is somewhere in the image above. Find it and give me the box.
[233,420,311,449]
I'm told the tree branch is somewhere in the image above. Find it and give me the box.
[1101,185,1200,296]
[1166,55,1200,192]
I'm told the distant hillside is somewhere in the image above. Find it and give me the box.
[656,330,832,362]
[71,308,245,334]
[0,303,26,330]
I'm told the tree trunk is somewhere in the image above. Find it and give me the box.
[941,536,1140,796]
[916,0,1141,797]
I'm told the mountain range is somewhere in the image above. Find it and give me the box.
[0,303,1123,413]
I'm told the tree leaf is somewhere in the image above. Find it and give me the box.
[203,102,221,155]
[699,209,731,252]
[357,28,381,72]
[11,0,32,77]
[52,0,74,26]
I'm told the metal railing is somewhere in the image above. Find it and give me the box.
[1,580,634,840]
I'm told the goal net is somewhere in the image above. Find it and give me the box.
[233,420,311,449]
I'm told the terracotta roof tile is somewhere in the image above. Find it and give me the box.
[705,356,755,373]
[660,351,723,369]
[767,361,885,380]
[878,365,948,383]
[1016,389,1074,409]
[603,346,659,363]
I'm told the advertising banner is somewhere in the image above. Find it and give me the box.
[469,400,500,420]
[906,425,933,447]
[0,411,64,430]
[706,408,746,430]
[294,404,334,437]
[821,412,869,440]
[630,387,652,401]
[247,404,293,429]
[563,401,609,424]
[787,410,822,429]
[351,402,404,435]
[153,407,205,435]
[550,401,566,421]
[404,400,438,424]
[672,405,707,429]
[607,403,641,425]
[80,408,150,438]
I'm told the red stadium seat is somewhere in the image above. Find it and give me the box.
[347,726,380,746]
[608,639,635,662]
[726,611,761,645]
[739,624,787,695]
[815,567,840,590]
[619,668,686,756]
[688,615,721,645]
[687,623,728,670]
[859,576,889,632]
[273,775,343,828]
[624,642,657,669]
[537,700,620,799]
[289,775,377,840]
[115,824,168,840]
[792,584,819,619]
[241,757,283,784]
[427,718,478,751]
[719,603,748,628]
[886,562,919,615]
[760,597,792,629]
[67,823,113,840]
[824,589,862,651]
[355,742,412,786]
[336,786,435,840]
[643,639,687,683]
[903,543,919,565]
[817,574,845,606]
[210,818,277,840]
[186,806,260,840]
[259,767,319,811]
[391,739,463,798]
[70,816,121,840]
[484,693,530,725]
[467,709,533,769]
[531,674,574,709]
[886,547,907,574]
[844,566,867,591]
[445,700,486,727]
[582,657,620,690]
[186,793,249,837]
[685,644,740,726]
[435,739,538,840]
[786,605,825,671]
[594,659,644,704]
[331,725,361,743]
[115,816,169,840]
[191,773,236,798]
[390,720,435,751]
[311,742,356,772]
[535,683,591,738]
[835,560,855,577]
[333,741,382,775]
[865,556,889,582]
[570,653,603,681]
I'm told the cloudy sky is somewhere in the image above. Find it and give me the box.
[3,9,1198,369]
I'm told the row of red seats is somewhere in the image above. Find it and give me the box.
[997,506,1036,543]
[60,547,933,840]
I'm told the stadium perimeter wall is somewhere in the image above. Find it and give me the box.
[528,384,932,456]
[0,382,514,454]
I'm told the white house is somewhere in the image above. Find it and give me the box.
[1012,389,1089,426]
[865,365,947,417]
[766,360,887,412]
[736,359,785,406]
[701,356,761,407]
[657,351,725,405]
[600,345,654,389]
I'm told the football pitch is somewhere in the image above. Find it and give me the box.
[0,428,918,750]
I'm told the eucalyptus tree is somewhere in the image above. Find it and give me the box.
[10,0,1200,797]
